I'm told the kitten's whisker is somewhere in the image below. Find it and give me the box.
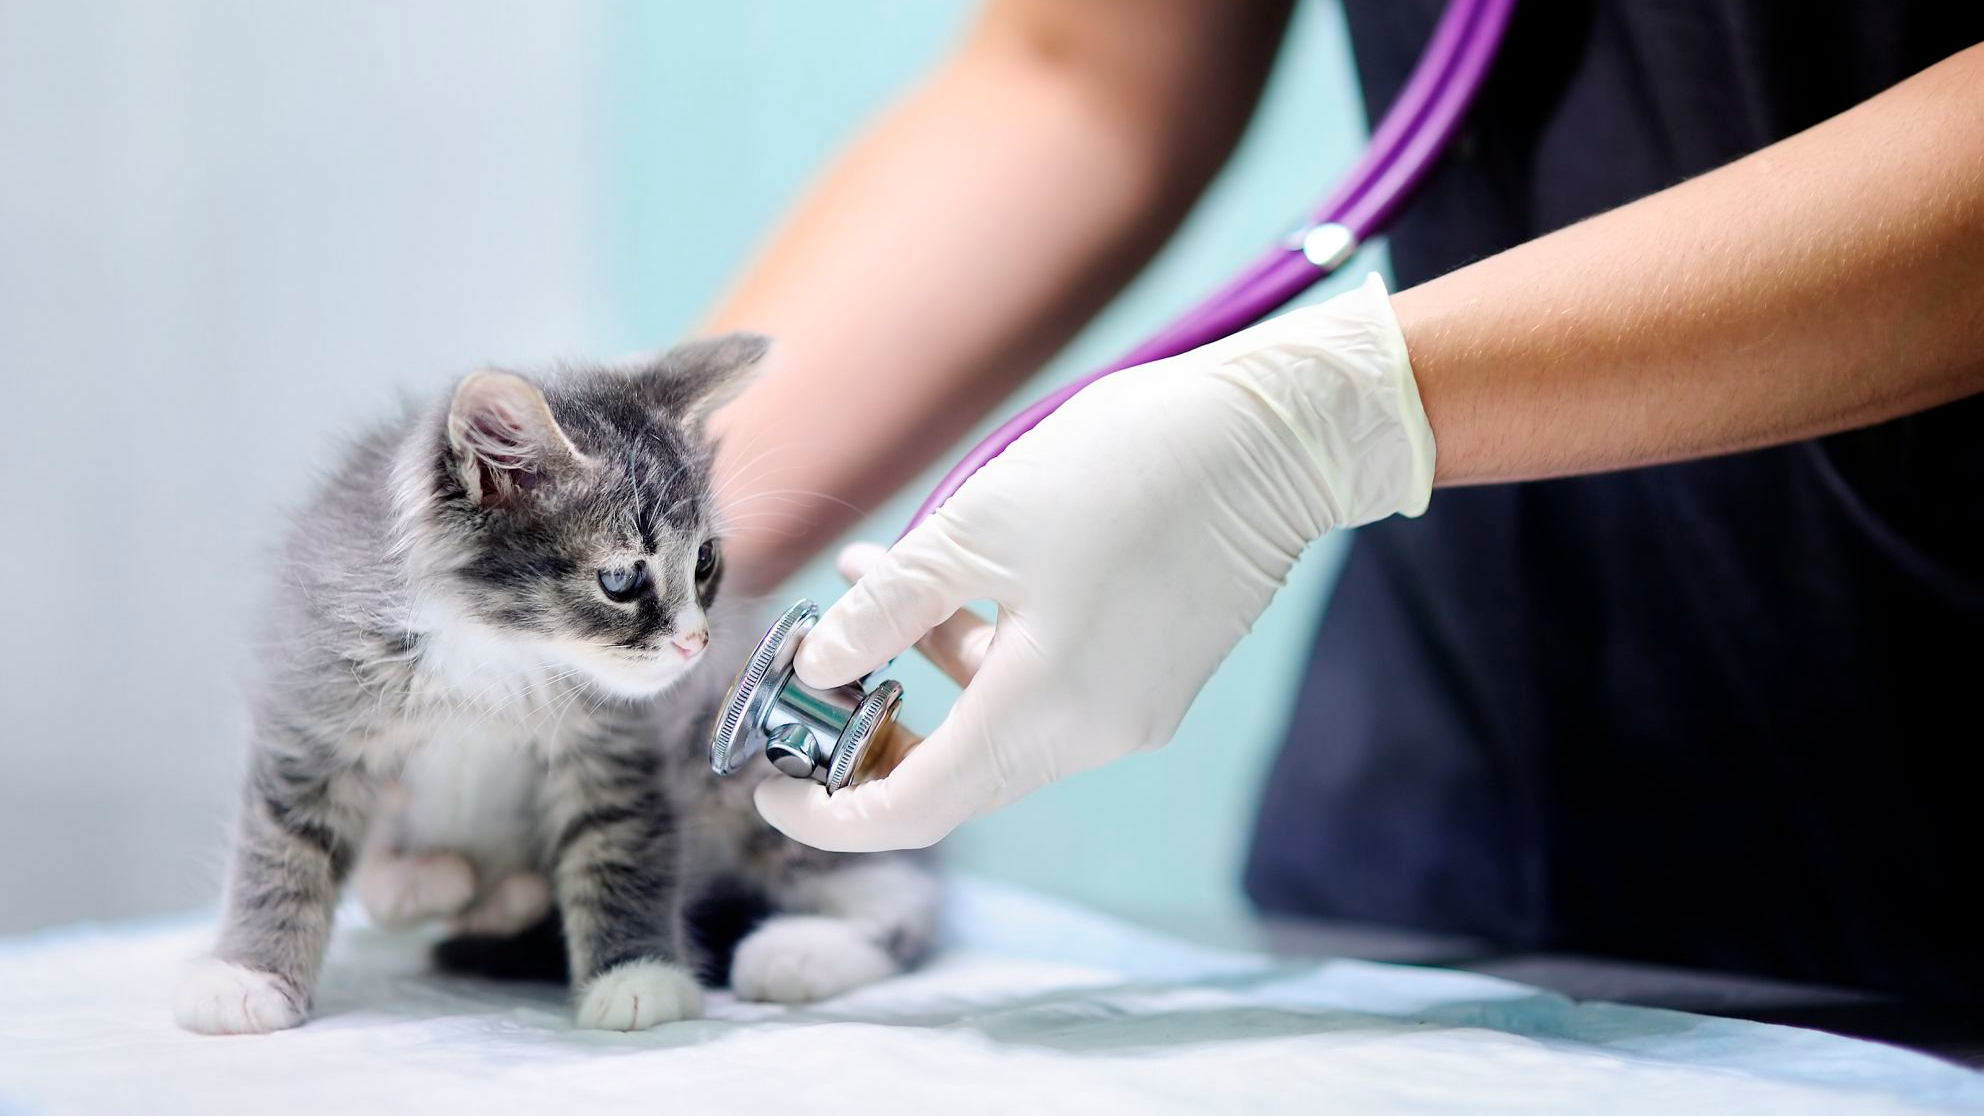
[434,648,559,718]
[469,665,587,728]
[712,438,784,484]
[545,675,594,738]
[461,659,590,727]
[719,524,810,541]
[730,487,871,516]
[716,511,817,529]
[719,493,830,514]
[711,450,808,503]
[716,424,770,466]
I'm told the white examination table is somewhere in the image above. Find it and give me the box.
[3,879,1980,1113]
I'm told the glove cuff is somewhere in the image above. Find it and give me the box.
[1207,272,1437,528]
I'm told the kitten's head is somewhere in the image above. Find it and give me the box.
[400,333,768,699]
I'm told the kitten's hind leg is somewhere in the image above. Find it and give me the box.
[351,846,477,929]
[543,740,701,1031]
[681,874,778,987]
[731,856,939,1004]
[450,870,552,936]
[175,740,370,1034]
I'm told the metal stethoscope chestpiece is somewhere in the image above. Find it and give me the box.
[710,599,908,793]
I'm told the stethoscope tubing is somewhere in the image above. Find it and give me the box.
[900,0,1516,537]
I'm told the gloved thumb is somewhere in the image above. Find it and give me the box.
[752,704,989,852]
[794,520,982,688]
[834,540,993,688]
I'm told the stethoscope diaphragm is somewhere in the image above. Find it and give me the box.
[710,599,908,792]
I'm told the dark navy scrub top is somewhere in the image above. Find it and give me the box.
[1244,0,1984,1000]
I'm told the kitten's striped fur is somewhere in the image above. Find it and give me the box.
[175,336,936,1034]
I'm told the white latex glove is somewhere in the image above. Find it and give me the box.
[755,273,1435,851]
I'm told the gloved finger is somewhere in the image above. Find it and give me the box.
[753,724,979,852]
[911,607,994,688]
[795,520,985,688]
[836,541,991,687]
[753,670,1017,852]
[831,540,888,584]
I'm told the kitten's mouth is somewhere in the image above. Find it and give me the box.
[575,649,696,698]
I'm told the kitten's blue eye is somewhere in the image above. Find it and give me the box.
[597,562,647,603]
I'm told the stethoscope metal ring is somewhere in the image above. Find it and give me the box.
[829,679,902,791]
[710,598,902,793]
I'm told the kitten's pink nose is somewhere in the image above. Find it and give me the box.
[671,628,709,658]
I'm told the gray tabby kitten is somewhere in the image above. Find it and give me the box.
[175,335,937,1034]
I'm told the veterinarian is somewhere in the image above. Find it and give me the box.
[705,1,1984,998]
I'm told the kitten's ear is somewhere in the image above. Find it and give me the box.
[445,371,587,509]
[640,332,772,433]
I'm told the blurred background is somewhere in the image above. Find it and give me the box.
[0,0,1378,935]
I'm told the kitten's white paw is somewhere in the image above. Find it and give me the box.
[575,960,703,1031]
[450,871,552,936]
[173,959,306,1035]
[352,850,476,928]
[731,916,898,1004]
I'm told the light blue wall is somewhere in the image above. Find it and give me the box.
[0,1,1375,932]
[0,0,614,931]
[596,2,1379,924]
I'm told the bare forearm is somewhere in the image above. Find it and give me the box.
[1397,44,1984,486]
[706,0,1290,592]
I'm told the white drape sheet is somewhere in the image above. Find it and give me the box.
[2,878,1978,1114]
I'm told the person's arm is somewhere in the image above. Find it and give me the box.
[1402,42,1984,485]
[705,0,1294,594]
[754,44,1984,853]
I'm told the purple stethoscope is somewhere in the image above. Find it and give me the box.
[710,0,1517,790]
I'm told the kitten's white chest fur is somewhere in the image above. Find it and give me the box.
[353,702,561,932]
[394,723,542,874]
[364,617,593,880]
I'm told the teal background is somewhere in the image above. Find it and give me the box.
[598,1,1380,927]
[0,0,1377,932]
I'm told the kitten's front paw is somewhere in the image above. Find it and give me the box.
[352,850,476,928]
[731,916,897,1004]
[173,959,306,1035]
[575,960,703,1031]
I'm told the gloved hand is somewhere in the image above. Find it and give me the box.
[755,273,1436,851]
